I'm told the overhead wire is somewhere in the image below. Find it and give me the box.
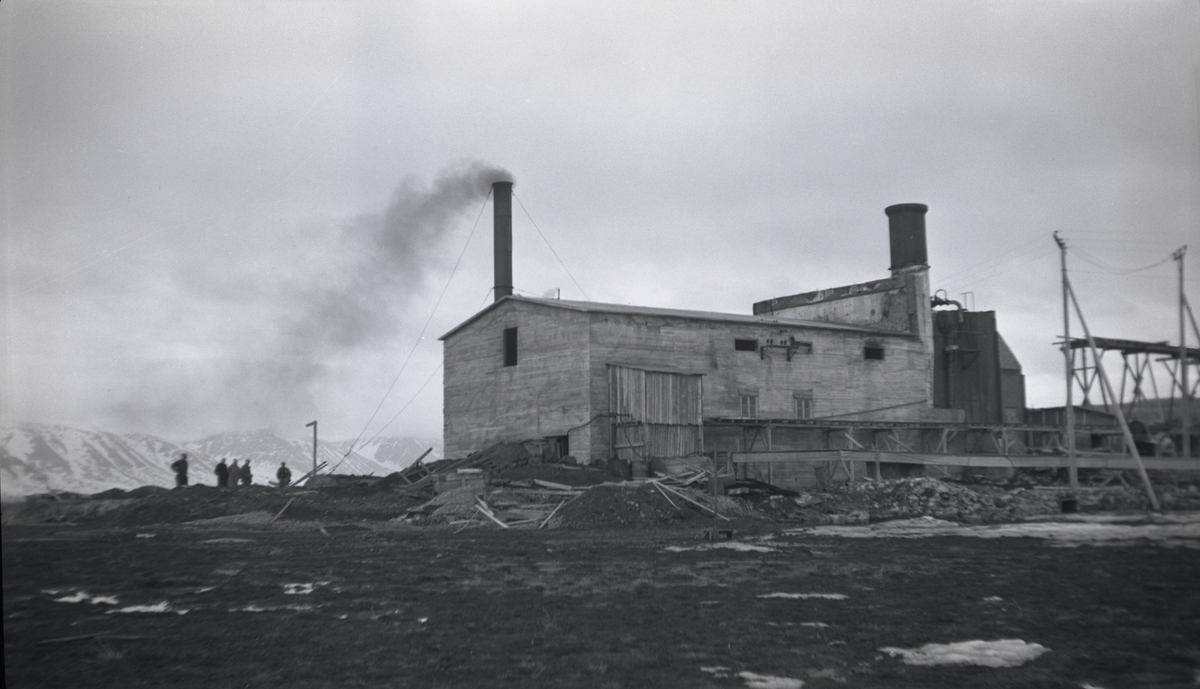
[1069,246,1174,275]
[335,189,493,464]
[355,285,499,450]
[512,191,591,301]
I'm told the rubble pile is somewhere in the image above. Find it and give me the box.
[419,487,492,524]
[848,478,1007,523]
[548,482,692,529]
[784,478,1200,524]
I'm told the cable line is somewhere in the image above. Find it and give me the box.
[513,191,591,301]
[336,189,493,464]
[1070,247,1173,275]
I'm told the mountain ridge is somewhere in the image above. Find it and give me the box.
[1,423,441,498]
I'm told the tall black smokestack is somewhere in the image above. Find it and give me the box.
[493,181,513,302]
[885,203,929,274]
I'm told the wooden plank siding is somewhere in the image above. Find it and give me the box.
[444,296,938,465]
[608,365,703,462]
[441,299,594,459]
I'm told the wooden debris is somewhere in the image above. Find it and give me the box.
[649,480,680,511]
[474,504,509,529]
[270,498,295,523]
[532,479,573,491]
[539,500,567,529]
[655,481,731,521]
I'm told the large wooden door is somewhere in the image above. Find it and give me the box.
[610,365,703,463]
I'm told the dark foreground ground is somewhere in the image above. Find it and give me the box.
[4,519,1199,689]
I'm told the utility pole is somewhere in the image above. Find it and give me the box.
[1054,232,1078,488]
[306,420,318,480]
[1066,278,1160,511]
[1176,246,1190,459]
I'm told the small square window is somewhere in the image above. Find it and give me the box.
[864,345,885,360]
[735,338,758,352]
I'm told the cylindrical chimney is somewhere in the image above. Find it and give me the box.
[885,203,928,273]
[493,181,513,302]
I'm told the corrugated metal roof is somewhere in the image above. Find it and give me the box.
[439,295,915,341]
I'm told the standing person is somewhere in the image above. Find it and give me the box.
[214,458,229,487]
[239,460,252,486]
[170,453,189,487]
[276,462,291,488]
[228,460,240,489]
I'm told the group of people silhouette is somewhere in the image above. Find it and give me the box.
[169,453,292,488]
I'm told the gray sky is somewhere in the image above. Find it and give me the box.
[3,1,1199,443]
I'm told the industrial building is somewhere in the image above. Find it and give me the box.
[441,183,1028,483]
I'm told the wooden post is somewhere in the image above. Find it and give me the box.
[306,421,317,480]
[1055,232,1079,488]
[1176,246,1190,459]
[1066,280,1160,510]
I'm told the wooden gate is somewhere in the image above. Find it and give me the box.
[609,365,703,463]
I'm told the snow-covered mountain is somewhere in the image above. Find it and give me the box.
[0,424,441,498]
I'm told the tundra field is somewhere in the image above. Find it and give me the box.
[4,487,1200,689]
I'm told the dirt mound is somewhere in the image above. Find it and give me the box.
[549,483,696,529]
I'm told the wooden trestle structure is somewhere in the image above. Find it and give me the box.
[707,416,1200,486]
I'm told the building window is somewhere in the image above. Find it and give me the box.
[794,391,814,420]
[734,338,758,352]
[864,344,885,360]
[503,327,518,367]
[794,341,813,355]
[739,391,759,418]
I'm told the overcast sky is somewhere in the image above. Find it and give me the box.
[3,1,1198,444]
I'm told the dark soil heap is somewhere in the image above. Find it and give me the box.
[549,483,694,529]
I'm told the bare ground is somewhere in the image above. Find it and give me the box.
[5,515,1199,688]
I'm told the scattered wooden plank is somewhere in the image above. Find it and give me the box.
[510,488,583,497]
[649,480,680,511]
[474,505,509,529]
[539,500,567,529]
[657,482,730,521]
[532,479,573,491]
[270,498,296,523]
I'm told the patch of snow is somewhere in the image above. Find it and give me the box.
[758,593,847,600]
[283,581,330,595]
[738,671,805,689]
[880,639,1049,667]
[800,622,829,628]
[785,512,1200,549]
[107,601,189,615]
[53,591,91,603]
[666,541,777,553]
[52,591,118,605]
[234,604,314,613]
